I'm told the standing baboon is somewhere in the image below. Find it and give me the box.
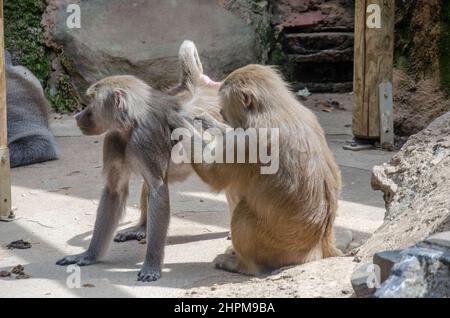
[189,65,342,275]
[56,75,188,282]
[113,41,237,243]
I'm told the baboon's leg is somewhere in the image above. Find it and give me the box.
[214,200,263,275]
[225,189,239,217]
[225,189,239,240]
[138,178,171,282]
[57,135,130,266]
[322,216,343,258]
[114,182,148,242]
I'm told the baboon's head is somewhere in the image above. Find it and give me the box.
[219,65,286,127]
[75,75,150,135]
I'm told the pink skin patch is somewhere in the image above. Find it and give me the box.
[201,74,222,88]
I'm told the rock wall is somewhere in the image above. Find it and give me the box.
[4,0,80,112]
[358,111,450,259]
[393,69,450,136]
[43,0,258,103]
[270,0,355,93]
[220,0,272,63]
[375,233,450,298]
[393,0,450,136]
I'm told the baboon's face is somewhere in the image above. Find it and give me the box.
[75,98,110,136]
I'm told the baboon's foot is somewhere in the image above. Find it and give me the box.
[214,253,244,274]
[225,245,236,256]
[215,252,262,275]
[56,252,97,267]
[137,264,161,282]
[114,225,146,243]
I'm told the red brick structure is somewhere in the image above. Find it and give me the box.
[271,0,355,92]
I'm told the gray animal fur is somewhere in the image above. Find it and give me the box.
[5,51,59,167]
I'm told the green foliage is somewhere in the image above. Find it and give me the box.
[439,0,450,94]
[4,0,50,82]
[270,46,287,66]
[46,73,81,112]
[4,0,80,112]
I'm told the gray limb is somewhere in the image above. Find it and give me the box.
[57,133,130,266]
[114,182,148,243]
[137,179,170,282]
[56,182,129,266]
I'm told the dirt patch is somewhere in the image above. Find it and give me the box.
[7,239,32,250]
[186,257,357,298]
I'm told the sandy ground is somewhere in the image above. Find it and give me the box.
[0,94,394,297]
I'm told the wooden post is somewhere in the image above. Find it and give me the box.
[0,0,13,221]
[352,0,395,149]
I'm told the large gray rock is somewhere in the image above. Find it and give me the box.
[375,234,450,298]
[358,111,450,258]
[350,263,381,298]
[351,232,450,298]
[5,51,59,168]
[44,0,258,99]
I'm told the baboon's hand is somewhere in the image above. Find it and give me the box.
[137,264,161,282]
[194,114,215,129]
[56,252,97,267]
[194,113,228,132]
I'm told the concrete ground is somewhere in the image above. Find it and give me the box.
[0,94,394,297]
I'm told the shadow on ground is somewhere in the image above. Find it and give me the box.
[0,97,394,297]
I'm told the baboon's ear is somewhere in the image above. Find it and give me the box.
[240,89,254,108]
[114,89,126,111]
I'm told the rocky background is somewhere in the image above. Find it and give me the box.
[3,0,450,298]
[393,0,450,136]
[4,0,79,112]
[362,112,450,258]
[4,1,450,136]
[270,0,355,93]
[5,0,263,111]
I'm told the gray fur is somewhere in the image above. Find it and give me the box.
[56,76,185,282]
[5,50,59,168]
[113,40,215,243]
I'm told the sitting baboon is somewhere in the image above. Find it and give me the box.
[189,65,342,275]
[5,51,59,168]
[113,41,238,243]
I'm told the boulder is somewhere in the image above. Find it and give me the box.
[5,51,59,168]
[358,111,450,259]
[350,263,380,298]
[373,250,402,283]
[375,233,450,298]
[351,233,450,298]
[44,0,258,99]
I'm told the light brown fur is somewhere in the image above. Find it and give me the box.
[192,65,342,275]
